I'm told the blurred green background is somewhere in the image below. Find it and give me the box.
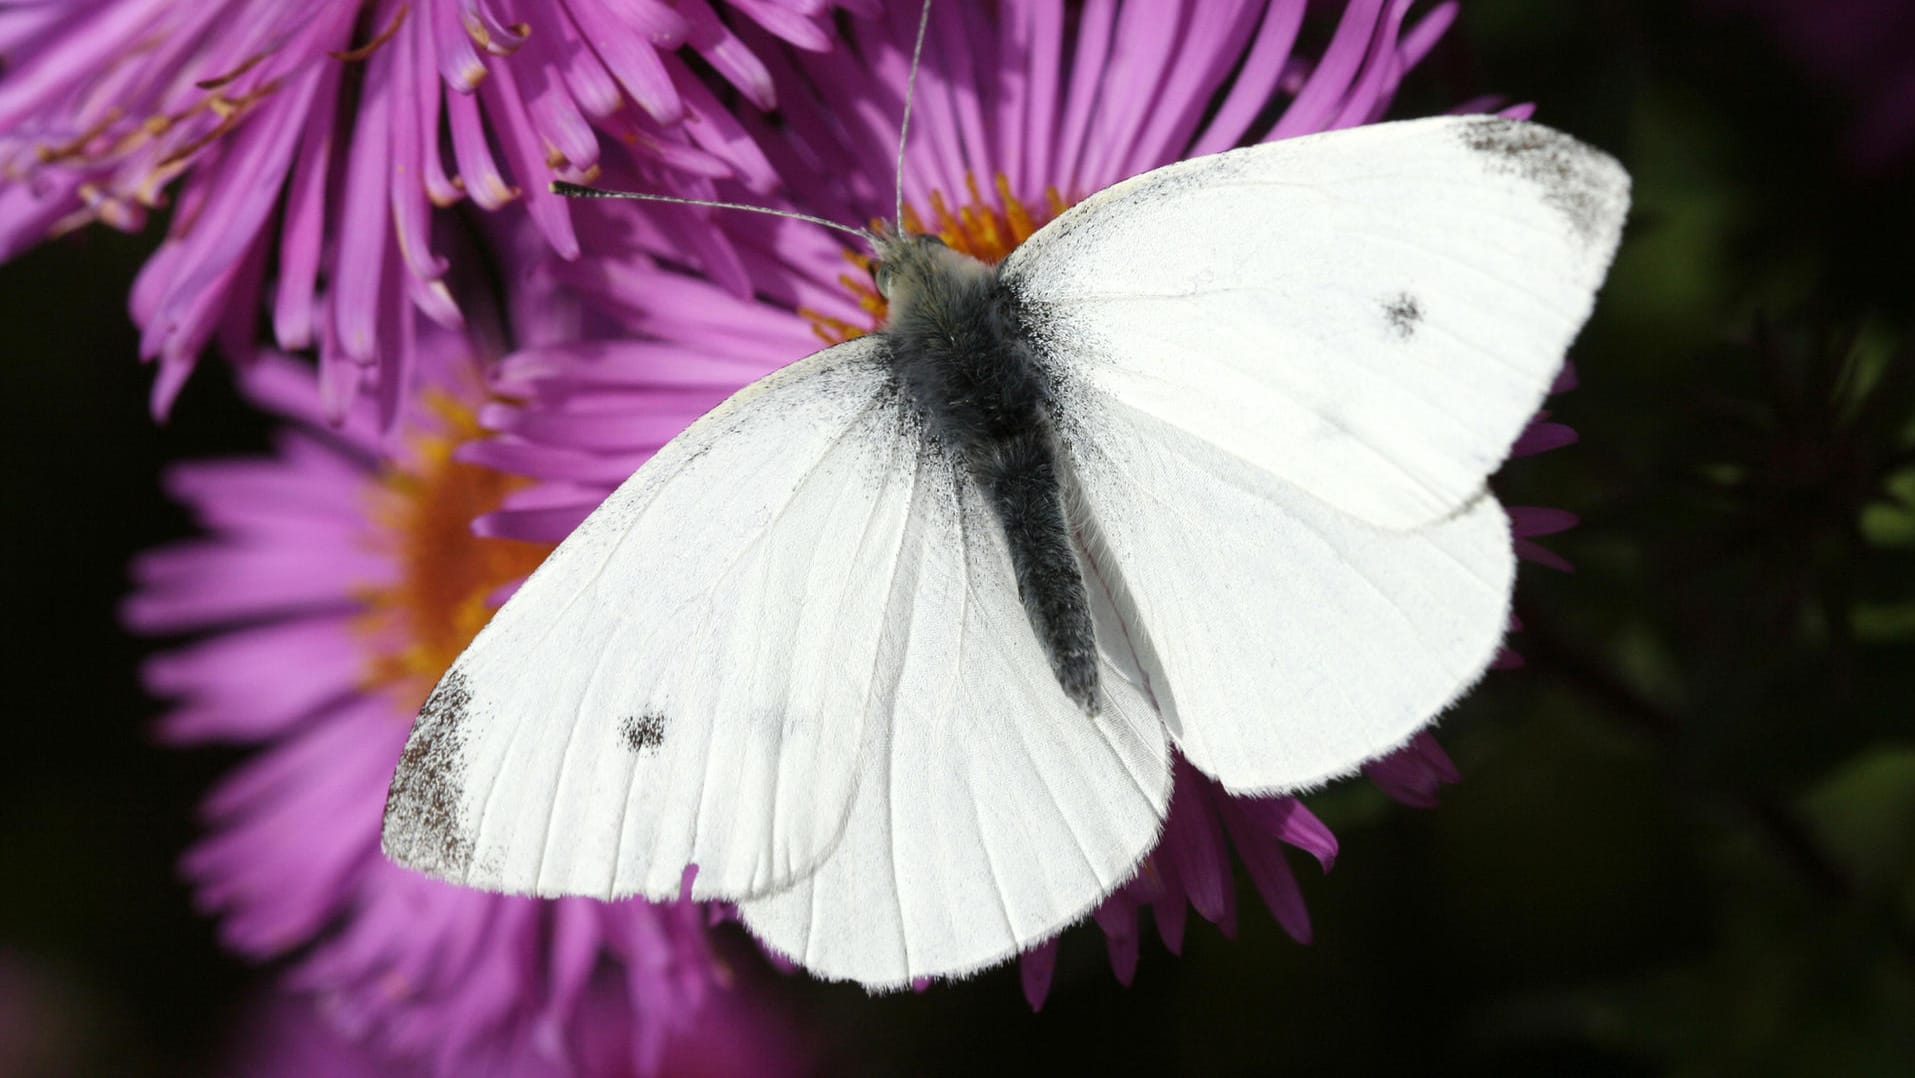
[2,1,1912,1074]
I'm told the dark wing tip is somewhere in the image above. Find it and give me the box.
[1457,115,1631,251]
[380,670,478,879]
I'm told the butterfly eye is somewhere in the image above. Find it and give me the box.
[873,261,893,299]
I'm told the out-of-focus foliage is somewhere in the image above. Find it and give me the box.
[0,1,1910,1074]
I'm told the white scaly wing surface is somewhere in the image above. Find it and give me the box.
[739,457,1170,988]
[383,336,916,901]
[1000,116,1627,792]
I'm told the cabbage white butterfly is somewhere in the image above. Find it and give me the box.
[381,6,1629,989]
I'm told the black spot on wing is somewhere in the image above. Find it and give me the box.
[382,670,476,878]
[619,712,668,756]
[1458,116,1626,247]
[1383,293,1422,339]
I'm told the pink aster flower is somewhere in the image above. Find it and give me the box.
[126,329,804,1075]
[463,0,1584,1004]
[130,0,1589,1048]
[0,0,867,421]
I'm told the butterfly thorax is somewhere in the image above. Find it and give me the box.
[873,235,1101,714]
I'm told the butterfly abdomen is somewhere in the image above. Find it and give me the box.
[974,427,1101,714]
[881,248,1100,714]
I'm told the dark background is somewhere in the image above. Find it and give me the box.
[4,1,1912,1074]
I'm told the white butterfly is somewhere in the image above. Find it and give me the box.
[381,112,1629,989]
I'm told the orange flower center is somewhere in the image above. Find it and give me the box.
[800,172,1070,344]
[357,392,553,709]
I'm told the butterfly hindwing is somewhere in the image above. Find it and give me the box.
[738,454,1170,987]
[1062,396,1515,794]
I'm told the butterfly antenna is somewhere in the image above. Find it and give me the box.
[550,182,882,249]
[894,0,933,235]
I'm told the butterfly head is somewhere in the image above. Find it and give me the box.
[871,232,992,324]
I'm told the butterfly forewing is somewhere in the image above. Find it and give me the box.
[383,336,915,902]
[1005,115,1628,531]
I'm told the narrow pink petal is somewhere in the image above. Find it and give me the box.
[1329,0,1415,131]
[1125,1,1263,174]
[1020,939,1058,1012]
[1150,860,1190,954]
[679,0,776,109]
[1399,1,1458,71]
[1190,0,1307,154]
[927,0,994,186]
[1090,895,1141,986]
[474,503,603,542]
[667,59,778,192]
[1054,0,1117,192]
[149,354,198,421]
[332,15,399,363]
[237,355,383,456]
[1012,0,1064,195]
[275,64,344,351]
[728,0,832,51]
[1510,507,1579,537]
[0,183,71,262]
[495,481,605,514]
[889,2,963,198]
[481,58,579,258]
[0,0,169,129]
[1515,538,1575,572]
[1230,797,1338,872]
[1272,0,1383,138]
[146,70,323,352]
[319,317,368,423]
[494,339,765,390]
[1220,798,1313,944]
[540,900,602,1040]
[163,458,361,523]
[548,2,625,117]
[1512,418,1579,457]
[462,0,530,55]
[564,0,684,124]
[1076,0,1187,189]
[431,0,489,89]
[377,248,421,433]
[480,399,715,451]
[388,17,451,282]
[446,84,519,210]
[1158,764,1232,924]
[519,12,600,171]
[457,438,643,485]
[406,262,465,331]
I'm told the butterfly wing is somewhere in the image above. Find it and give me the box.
[1004,115,1628,531]
[1000,116,1628,793]
[738,456,1170,987]
[383,336,920,901]
[1063,405,1515,793]
[382,333,1172,976]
